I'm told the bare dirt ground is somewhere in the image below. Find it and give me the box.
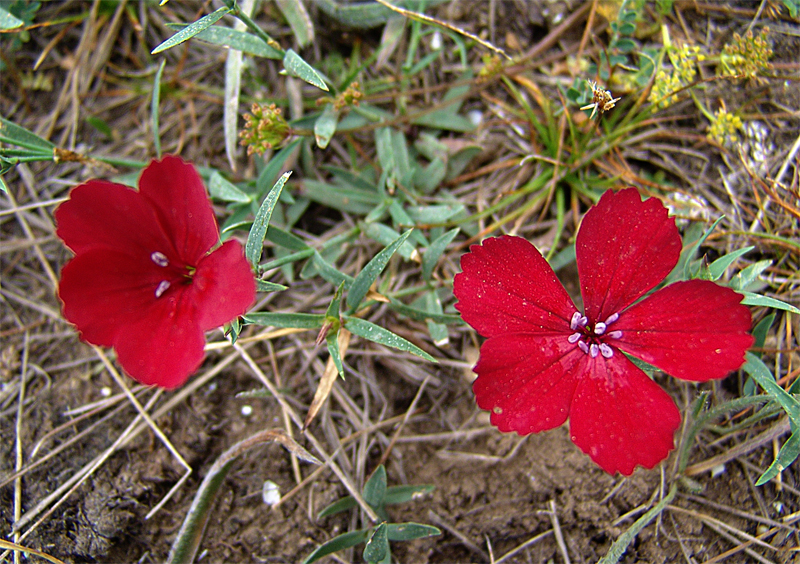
[1,1,800,563]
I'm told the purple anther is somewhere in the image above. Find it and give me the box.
[151,251,169,267]
[570,312,582,330]
[578,315,588,327]
[599,343,613,358]
[578,341,589,354]
[607,330,623,339]
[568,333,581,344]
[594,322,607,335]
[604,312,619,325]
[589,343,600,358]
[155,280,171,298]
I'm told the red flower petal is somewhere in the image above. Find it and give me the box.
[569,354,681,475]
[138,156,219,263]
[112,292,205,388]
[454,236,577,338]
[55,180,177,257]
[58,248,173,347]
[191,239,256,330]
[613,280,754,381]
[577,188,681,322]
[473,334,584,434]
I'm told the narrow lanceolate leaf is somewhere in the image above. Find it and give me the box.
[255,279,287,293]
[246,171,292,267]
[343,317,436,362]
[422,228,459,280]
[741,292,800,315]
[152,6,231,54]
[347,230,412,311]
[283,48,329,91]
[302,529,371,564]
[363,465,387,507]
[242,312,324,329]
[0,116,55,152]
[275,0,314,48]
[756,430,800,486]
[151,59,166,158]
[743,352,800,429]
[385,522,441,542]
[384,484,435,505]
[314,104,340,149]
[730,260,771,292]
[706,246,753,281]
[165,24,283,58]
[208,171,251,203]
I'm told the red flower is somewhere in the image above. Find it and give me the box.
[55,156,256,389]
[454,188,753,475]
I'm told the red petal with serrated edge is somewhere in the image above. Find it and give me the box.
[139,155,219,263]
[473,333,584,434]
[192,239,255,330]
[577,188,682,323]
[613,280,754,382]
[54,180,179,258]
[58,248,176,347]
[112,290,205,388]
[454,236,577,338]
[570,354,681,475]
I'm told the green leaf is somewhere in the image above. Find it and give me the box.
[347,230,413,310]
[743,352,800,429]
[326,331,344,377]
[256,138,302,196]
[741,292,800,315]
[730,260,771,292]
[152,6,231,54]
[276,0,314,48]
[363,523,389,563]
[385,522,441,542]
[313,252,355,288]
[0,116,55,152]
[756,430,800,486]
[384,484,435,505]
[317,496,358,519]
[344,317,436,362]
[302,529,371,564]
[151,59,166,158]
[302,179,380,214]
[265,225,310,251]
[388,298,462,324]
[314,104,339,149]
[682,216,724,280]
[283,48,328,91]
[209,171,251,203]
[0,5,23,30]
[246,171,292,267]
[752,313,775,360]
[363,223,416,260]
[707,246,753,281]
[422,228,458,280]
[166,23,283,58]
[255,279,287,292]
[242,312,325,329]
[363,465,387,507]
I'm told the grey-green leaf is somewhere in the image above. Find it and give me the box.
[385,522,441,542]
[363,523,389,563]
[741,292,800,315]
[347,230,412,310]
[314,104,340,149]
[302,529,371,564]
[0,5,23,30]
[242,312,325,329]
[344,317,436,362]
[152,6,231,54]
[756,430,800,486]
[422,228,458,280]
[363,465,387,507]
[209,171,251,203]
[255,279,288,292]
[707,246,753,281]
[283,48,328,91]
[151,59,166,158]
[164,24,283,58]
[246,171,292,267]
[0,116,55,152]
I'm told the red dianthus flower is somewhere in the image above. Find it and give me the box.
[55,156,256,389]
[454,188,753,475]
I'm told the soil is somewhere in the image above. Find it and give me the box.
[1,1,799,564]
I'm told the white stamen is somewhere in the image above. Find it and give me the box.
[578,315,588,327]
[570,312,582,330]
[578,341,589,354]
[605,313,619,325]
[599,343,614,358]
[155,280,171,298]
[589,343,600,358]
[594,322,607,335]
[607,330,623,339]
[568,333,581,344]
[151,251,169,267]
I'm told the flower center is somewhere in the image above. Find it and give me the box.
[568,311,623,358]
[151,251,194,299]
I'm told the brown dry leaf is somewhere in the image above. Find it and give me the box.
[303,328,351,430]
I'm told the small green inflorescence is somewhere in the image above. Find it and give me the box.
[707,105,743,145]
[719,27,773,82]
[239,103,291,156]
[649,42,704,109]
